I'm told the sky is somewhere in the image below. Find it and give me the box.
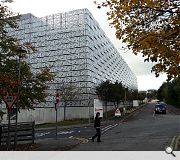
[8,0,167,91]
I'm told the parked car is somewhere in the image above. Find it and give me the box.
[154,103,166,114]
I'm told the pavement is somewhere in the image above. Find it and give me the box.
[34,138,81,151]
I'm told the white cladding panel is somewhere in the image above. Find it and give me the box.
[9,8,137,108]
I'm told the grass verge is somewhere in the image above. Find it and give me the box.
[35,106,143,129]
[35,118,94,128]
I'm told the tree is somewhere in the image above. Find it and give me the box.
[96,80,125,118]
[147,89,157,100]
[109,81,125,109]
[138,91,146,103]
[96,80,112,119]
[0,0,54,109]
[171,79,180,107]
[138,91,146,100]
[126,88,133,101]
[132,89,138,100]
[58,81,79,120]
[157,79,180,107]
[157,82,168,101]
[95,0,180,80]
[96,80,111,101]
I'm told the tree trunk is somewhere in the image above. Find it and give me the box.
[113,101,117,109]
[117,101,119,109]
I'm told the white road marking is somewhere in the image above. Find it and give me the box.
[35,132,50,137]
[102,125,113,131]
[102,124,118,133]
[57,131,74,135]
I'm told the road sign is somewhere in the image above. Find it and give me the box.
[3,94,18,111]
[115,108,121,117]
[56,93,60,104]
[133,100,139,107]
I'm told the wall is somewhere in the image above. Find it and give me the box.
[1,106,94,124]
[0,98,133,124]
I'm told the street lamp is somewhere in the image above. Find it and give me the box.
[14,43,26,149]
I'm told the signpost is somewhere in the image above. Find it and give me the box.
[2,93,18,150]
[55,92,60,139]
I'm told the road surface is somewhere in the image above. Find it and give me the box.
[72,102,180,150]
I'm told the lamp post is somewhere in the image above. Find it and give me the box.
[14,43,26,149]
[14,53,21,149]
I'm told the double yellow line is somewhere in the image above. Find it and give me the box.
[69,137,89,144]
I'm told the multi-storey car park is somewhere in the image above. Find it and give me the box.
[5,8,138,121]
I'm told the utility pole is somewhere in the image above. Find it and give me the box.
[55,102,58,139]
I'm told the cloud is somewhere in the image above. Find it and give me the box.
[120,51,155,76]
[137,74,167,91]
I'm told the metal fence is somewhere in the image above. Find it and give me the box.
[0,121,35,146]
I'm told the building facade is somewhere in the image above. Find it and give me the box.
[6,9,137,119]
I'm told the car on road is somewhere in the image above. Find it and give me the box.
[154,103,166,114]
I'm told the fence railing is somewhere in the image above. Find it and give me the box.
[0,121,35,146]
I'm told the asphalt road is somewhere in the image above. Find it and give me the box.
[35,118,118,140]
[72,102,180,151]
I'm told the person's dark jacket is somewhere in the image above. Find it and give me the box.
[94,116,101,128]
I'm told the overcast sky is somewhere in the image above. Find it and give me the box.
[8,0,167,91]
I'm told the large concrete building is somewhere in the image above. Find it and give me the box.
[4,8,137,121]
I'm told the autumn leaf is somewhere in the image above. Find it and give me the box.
[95,0,180,80]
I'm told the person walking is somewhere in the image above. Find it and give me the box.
[92,112,102,142]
